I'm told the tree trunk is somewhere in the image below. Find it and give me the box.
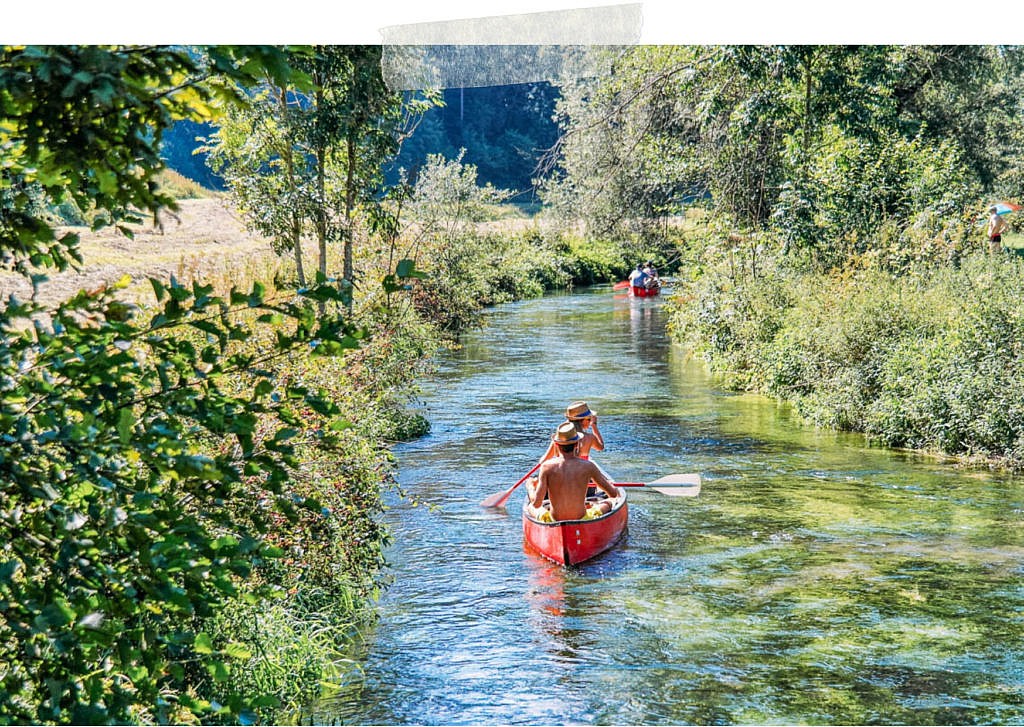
[343,134,356,310]
[315,83,328,284]
[802,48,815,151]
[278,84,306,287]
[317,151,327,282]
[291,214,305,286]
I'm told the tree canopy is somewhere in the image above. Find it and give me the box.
[542,44,1024,267]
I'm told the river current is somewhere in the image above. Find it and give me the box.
[317,286,1024,725]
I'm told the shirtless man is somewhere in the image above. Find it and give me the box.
[529,422,620,522]
[988,206,1010,254]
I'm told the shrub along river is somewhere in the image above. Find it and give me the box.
[316,286,1024,725]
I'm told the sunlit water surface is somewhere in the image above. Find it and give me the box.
[316,287,1024,725]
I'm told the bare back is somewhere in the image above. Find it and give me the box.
[533,452,617,521]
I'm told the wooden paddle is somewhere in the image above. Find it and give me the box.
[614,473,701,497]
[480,462,542,508]
[612,280,630,290]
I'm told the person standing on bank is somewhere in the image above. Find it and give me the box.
[988,205,1010,254]
[529,422,620,522]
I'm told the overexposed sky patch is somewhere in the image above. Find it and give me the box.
[2,0,1018,44]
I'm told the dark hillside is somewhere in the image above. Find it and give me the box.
[161,83,560,198]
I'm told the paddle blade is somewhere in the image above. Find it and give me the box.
[648,473,701,497]
[615,473,702,497]
[481,487,515,509]
[612,280,630,290]
[481,462,541,508]
[649,473,702,486]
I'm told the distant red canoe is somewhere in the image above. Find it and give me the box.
[631,285,660,297]
[522,492,629,566]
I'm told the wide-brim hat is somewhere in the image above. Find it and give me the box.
[551,421,584,445]
[565,401,595,421]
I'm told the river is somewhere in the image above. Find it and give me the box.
[317,286,1024,725]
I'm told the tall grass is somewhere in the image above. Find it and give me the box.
[157,168,216,200]
[208,588,370,722]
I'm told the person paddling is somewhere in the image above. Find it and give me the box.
[528,422,620,523]
[537,400,604,463]
[628,263,648,294]
[565,400,604,459]
[642,260,661,291]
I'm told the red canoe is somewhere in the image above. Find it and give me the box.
[522,492,629,566]
[631,284,660,297]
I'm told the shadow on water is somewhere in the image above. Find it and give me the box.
[315,285,1024,726]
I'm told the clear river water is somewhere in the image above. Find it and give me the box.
[316,286,1024,725]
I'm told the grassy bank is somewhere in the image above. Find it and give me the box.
[668,250,1024,471]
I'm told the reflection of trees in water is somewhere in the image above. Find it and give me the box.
[623,300,671,366]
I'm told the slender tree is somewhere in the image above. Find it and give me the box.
[209,46,423,309]
[543,45,1024,261]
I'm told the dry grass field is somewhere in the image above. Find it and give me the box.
[0,198,278,308]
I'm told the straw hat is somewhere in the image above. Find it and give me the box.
[565,401,595,421]
[551,421,584,445]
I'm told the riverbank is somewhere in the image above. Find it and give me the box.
[667,249,1024,473]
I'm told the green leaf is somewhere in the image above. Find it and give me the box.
[223,642,252,660]
[0,560,22,584]
[395,258,427,279]
[125,665,149,682]
[193,632,215,654]
[206,659,231,682]
[116,407,134,444]
[254,380,273,397]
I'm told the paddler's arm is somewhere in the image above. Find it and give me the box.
[589,415,604,451]
[531,466,550,508]
[588,462,619,498]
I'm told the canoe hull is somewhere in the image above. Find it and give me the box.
[631,285,660,297]
[522,492,628,566]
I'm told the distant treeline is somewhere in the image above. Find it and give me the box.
[161,82,560,198]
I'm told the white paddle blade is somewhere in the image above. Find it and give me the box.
[648,473,701,497]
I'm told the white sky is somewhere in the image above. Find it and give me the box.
[5,1,1021,45]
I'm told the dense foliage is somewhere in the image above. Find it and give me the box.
[374,153,640,337]
[0,44,432,724]
[670,249,1024,469]
[9,40,1024,723]
[204,46,425,291]
[539,44,1024,468]
[544,45,1024,261]
[0,45,287,276]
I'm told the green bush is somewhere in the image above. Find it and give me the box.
[772,126,980,270]
[669,250,1024,469]
[558,234,632,286]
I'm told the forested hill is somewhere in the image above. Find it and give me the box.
[161,81,560,198]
